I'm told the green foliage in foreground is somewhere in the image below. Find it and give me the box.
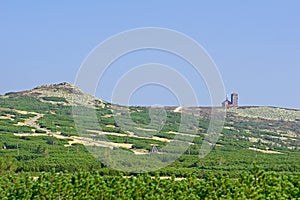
[0,167,299,199]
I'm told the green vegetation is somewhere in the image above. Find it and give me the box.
[38,114,77,136]
[0,166,299,199]
[0,86,299,198]
[0,95,299,176]
[41,96,68,103]
[232,106,300,121]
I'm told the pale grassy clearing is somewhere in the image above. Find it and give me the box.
[248,147,284,154]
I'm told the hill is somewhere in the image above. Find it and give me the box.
[0,82,299,176]
[2,82,105,107]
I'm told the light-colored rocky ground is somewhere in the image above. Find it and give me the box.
[230,106,300,121]
[248,147,284,154]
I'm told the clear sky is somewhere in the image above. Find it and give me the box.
[1,1,299,109]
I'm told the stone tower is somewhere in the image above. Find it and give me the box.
[231,93,238,107]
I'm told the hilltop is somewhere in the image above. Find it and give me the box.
[2,82,105,107]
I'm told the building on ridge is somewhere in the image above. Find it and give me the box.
[222,92,238,108]
[222,95,231,108]
[231,92,238,107]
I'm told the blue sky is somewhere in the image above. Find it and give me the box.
[1,1,299,109]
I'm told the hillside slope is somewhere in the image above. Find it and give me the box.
[0,82,299,175]
[2,82,105,107]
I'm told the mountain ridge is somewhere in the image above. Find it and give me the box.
[1,82,299,111]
